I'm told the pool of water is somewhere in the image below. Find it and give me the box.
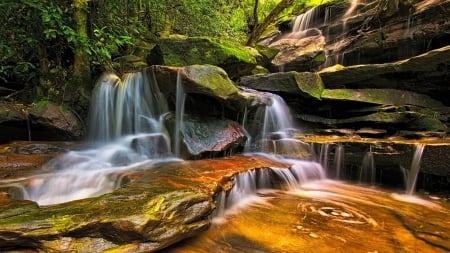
[165,180,450,253]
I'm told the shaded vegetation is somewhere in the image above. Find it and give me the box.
[0,0,340,106]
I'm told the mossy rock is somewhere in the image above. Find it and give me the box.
[321,88,444,108]
[238,71,324,100]
[151,36,262,79]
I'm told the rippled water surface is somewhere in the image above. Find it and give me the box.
[165,180,450,253]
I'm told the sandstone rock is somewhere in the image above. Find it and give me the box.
[269,35,326,72]
[0,155,292,252]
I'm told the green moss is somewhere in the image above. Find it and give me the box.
[293,72,324,99]
[159,36,260,67]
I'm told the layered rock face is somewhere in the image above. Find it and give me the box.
[240,0,450,139]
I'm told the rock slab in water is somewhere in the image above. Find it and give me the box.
[0,155,291,252]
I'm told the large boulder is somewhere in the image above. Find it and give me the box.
[268,34,326,72]
[164,113,247,159]
[29,101,85,141]
[0,101,85,142]
[151,64,269,113]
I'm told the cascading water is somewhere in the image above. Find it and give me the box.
[291,6,321,33]
[333,144,345,179]
[213,155,326,220]
[243,90,299,153]
[318,143,330,171]
[359,146,376,185]
[174,71,186,157]
[2,69,179,205]
[403,144,425,195]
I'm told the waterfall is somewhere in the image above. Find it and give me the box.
[174,70,186,157]
[318,143,330,171]
[344,0,364,18]
[3,70,179,205]
[213,157,325,220]
[333,144,345,179]
[291,6,321,33]
[88,70,169,145]
[359,146,376,185]
[243,90,298,153]
[403,144,425,195]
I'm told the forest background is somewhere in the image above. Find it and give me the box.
[0,0,335,110]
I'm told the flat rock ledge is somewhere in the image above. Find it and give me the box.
[0,155,290,252]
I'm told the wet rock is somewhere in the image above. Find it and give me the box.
[322,0,450,67]
[0,155,292,252]
[164,114,247,158]
[321,88,444,108]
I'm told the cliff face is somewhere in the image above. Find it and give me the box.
[322,0,450,66]
[248,0,449,137]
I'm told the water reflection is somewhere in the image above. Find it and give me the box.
[165,181,450,253]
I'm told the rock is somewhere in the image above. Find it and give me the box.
[321,88,444,108]
[322,0,450,67]
[318,46,450,104]
[238,71,324,100]
[150,36,263,80]
[29,101,85,140]
[164,114,247,158]
[0,141,80,179]
[0,155,292,252]
[269,35,326,72]
[151,64,271,114]
[0,102,29,142]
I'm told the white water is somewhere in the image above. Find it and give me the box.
[1,70,180,205]
[213,154,326,221]
[291,7,321,33]
[174,70,186,157]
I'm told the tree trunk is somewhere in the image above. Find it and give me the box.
[246,0,294,46]
[70,0,92,118]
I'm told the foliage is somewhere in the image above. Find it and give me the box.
[0,0,342,103]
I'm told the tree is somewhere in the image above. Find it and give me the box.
[71,0,91,107]
[246,0,295,46]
